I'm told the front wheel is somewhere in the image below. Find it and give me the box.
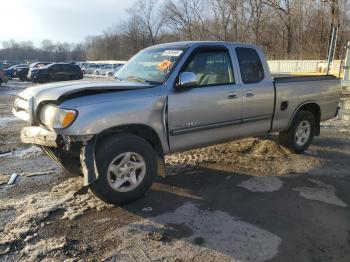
[279,110,315,154]
[90,134,158,205]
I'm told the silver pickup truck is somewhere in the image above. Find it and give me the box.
[13,41,341,205]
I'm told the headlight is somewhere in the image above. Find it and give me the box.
[40,104,77,129]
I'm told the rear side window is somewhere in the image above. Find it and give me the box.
[183,50,235,87]
[236,47,264,84]
[50,65,60,71]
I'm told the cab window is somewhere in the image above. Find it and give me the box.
[236,47,264,83]
[183,50,234,87]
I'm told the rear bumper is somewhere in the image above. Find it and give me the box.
[21,126,57,147]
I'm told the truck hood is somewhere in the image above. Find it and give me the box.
[19,80,152,103]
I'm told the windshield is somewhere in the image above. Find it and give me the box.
[115,47,185,85]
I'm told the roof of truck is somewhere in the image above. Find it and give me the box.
[149,41,257,49]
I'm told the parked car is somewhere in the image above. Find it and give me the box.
[0,69,9,86]
[0,63,9,70]
[13,41,341,205]
[14,66,30,81]
[81,64,100,74]
[94,64,122,76]
[27,62,52,81]
[31,63,83,83]
[4,64,27,79]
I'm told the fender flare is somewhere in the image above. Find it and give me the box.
[287,100,320,128]
[80,136,99,186]
[80,133,166,186]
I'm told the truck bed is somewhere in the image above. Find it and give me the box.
[271,74,341,133]
[272,74,338,83]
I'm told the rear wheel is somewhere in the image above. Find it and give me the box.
[89,134,157,205]
[279,110,315,154]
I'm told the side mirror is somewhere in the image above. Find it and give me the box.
[177,72,197,88]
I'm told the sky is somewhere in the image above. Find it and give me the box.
[1,0,135,47]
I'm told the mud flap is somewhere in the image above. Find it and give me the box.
[157,156,166,178]
[80,137,99,186]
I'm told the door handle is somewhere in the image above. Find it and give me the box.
[246,91,255,97]
[228,93,239,99]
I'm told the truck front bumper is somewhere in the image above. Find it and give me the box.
[21,126,58,147]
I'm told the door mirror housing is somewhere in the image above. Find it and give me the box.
[177,72,197,88]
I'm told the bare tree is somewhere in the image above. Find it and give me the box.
[127,0,167,46]
[249,0,267,44]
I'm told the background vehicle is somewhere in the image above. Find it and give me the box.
[0,69,9,86]
[13,41,341,205]
[14,66,30,81]
[81,64,100,74]
[94,64,122,76]
[4,64,27,79]
[31,63,83,83]
[27,62,52,81]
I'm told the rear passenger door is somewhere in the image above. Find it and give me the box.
[235,47,275,135]
[168,46,243,152]
[61,65,72,80]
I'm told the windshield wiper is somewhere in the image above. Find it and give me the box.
[124,76,160,85]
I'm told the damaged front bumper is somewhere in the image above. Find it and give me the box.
[21,126,99,186]
[21,126,58,147]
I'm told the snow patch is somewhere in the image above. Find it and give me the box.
[0,146,42,159]
[22,236,66,261]
[15,146,42,158]
[294,179,347,207]
[0,116,17,127]
[0,177,111,247]
[238,176,283,192]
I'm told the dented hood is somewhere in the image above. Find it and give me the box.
[19,79,151,103]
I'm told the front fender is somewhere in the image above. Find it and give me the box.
[58,89,169,154]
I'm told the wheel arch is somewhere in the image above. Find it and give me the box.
[96,124,165,157]
[288,101,321,136]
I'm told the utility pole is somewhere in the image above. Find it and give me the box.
[340,42,350,121]
[326,26,338,75]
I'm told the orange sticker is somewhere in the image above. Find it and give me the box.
[157,60,172,71]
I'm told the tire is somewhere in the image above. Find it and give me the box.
[95,71,99,75]
[279,110,315,154]
[89,134,157,205]
[41,146,82,176]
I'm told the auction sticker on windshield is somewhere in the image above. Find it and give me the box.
[162,50,183,56]
[157,60,173,71]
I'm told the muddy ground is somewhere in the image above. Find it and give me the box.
[0,79,349,262]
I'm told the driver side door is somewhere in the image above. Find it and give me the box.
[167,47,243,152]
